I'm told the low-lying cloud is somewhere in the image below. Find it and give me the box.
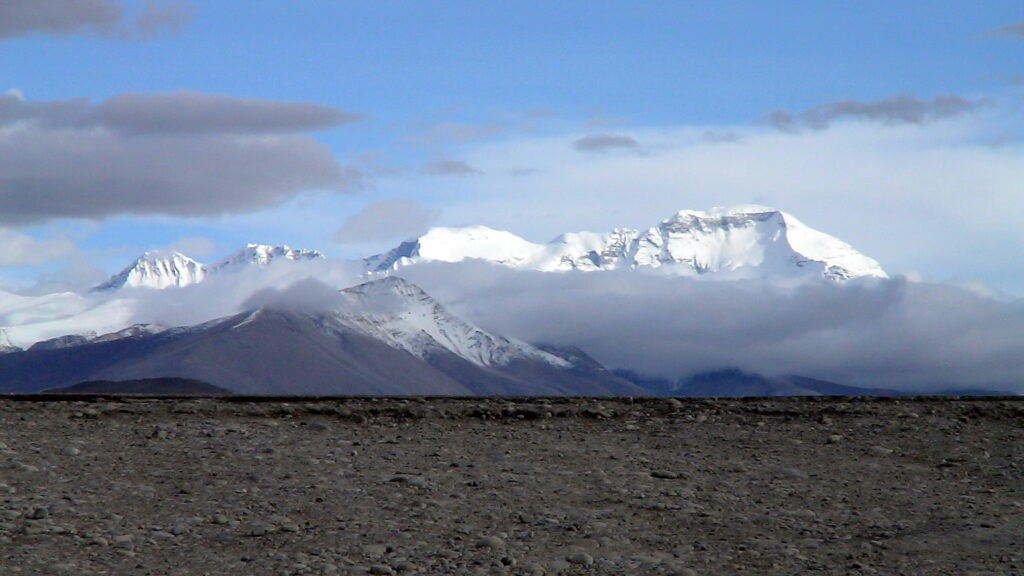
[121,257,363,330]
[0,91,361,224]
[399,262,1024,393]
[0,0,194,40]
[241,277,347,315]
[767,95,986,132]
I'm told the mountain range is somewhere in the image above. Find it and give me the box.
[364,206,887,281]
[0,206,921,396]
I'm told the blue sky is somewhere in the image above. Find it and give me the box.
[1,1,1023,292]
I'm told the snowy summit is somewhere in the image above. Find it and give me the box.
[93,251,206,291]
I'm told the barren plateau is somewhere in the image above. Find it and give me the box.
[0,396,1021,575]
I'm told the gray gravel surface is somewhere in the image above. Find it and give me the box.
[0,396,1021,575]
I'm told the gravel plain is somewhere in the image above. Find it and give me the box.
[0,396,1021,575]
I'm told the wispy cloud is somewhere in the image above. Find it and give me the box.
[406,122,506,145]
[422,159,483,176]
[985,21,1024,38]
[0,229,76,266]
[767,95,987,132]
[0,0,195,41]
[573,133,640,152]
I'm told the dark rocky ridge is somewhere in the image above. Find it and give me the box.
[0,396,1020,575]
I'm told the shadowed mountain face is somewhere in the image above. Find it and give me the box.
[0,278,643,396]
[43,378,230,395]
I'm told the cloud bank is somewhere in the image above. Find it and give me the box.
[0,0,194,40]
[0,91,361,224]
[399,262,1024,393]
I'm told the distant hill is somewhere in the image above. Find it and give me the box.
[615,368,907,397]
[44,377,231,395]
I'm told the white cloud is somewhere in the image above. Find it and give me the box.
[336,199,439,244]
[169,236,218,257]
[0,228,75,266]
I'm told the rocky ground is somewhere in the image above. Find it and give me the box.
[0,396,1021,575]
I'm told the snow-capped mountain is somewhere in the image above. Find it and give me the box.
[211,243,324,272]
[365,206,886,281]
[94,244,323,291]
[334,276,570,369]
[93,251,206,291]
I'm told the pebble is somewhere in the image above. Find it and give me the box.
[247,523,272,537]
[518,563,546,576]
[363,544,389,557]
[23,521,47,535]
[368,565,394,575]
[778,467,808,479]
[566,551,595,566]
[476,535,506,549]
[61,447,80,456]
[868,445,895,456]
[390,475,431,489]
[650,470,681,479]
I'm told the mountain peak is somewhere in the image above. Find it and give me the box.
[212,244,324,271]
[94,250,206,291]
[337,276,570,369]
